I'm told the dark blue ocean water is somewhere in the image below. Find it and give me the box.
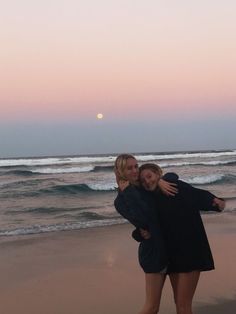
[0,150,236,238]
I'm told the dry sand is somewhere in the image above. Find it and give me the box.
[0,213,235,314]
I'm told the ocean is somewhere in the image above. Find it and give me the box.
[0,149,236,239]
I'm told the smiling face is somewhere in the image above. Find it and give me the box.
[140,168,161,191]
[115,155,139,185]
[122,158,139,184]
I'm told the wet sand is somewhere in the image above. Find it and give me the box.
[0,213,235,314]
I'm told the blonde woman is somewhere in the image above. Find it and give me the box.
[114,154,178,314]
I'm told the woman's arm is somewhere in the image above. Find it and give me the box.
[178,180,225,212]
[114,185,150,229]
[158,172,179,196]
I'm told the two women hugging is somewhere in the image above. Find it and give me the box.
[114,154,225,314]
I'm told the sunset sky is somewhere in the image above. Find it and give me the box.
[0,1,235,157]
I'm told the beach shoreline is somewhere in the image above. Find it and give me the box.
[0,213,235,314]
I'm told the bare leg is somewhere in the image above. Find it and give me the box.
[139,273,166,314]
[169,271,200,314]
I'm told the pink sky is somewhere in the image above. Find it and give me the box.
[1,1,236,122]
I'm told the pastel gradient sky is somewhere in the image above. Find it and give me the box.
[0,1,235,157]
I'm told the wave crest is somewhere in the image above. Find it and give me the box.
[40,183,116,195]
[184,174,236,185]
[1,150,236,168]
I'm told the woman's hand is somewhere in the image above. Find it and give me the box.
[158,178,178,196]
[118,179,129,191]
[213,198,225,211]
[140,228,151,240]
[115,170,130,191]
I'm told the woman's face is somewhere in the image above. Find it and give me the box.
[123,158,139,184]
[140,169,160,191]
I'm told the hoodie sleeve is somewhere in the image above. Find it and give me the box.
[162,172,179,183]
[114,185,150,229]
[177,180,223,212]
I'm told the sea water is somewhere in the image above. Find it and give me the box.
[0,150,235,238]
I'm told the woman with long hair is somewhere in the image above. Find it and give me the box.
[114,154,178,314]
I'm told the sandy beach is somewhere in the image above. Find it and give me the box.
[0,213,235,314]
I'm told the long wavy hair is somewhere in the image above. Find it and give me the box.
[114,154,136,180]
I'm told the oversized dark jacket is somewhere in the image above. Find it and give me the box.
[114,173,177,273]
[114,175,223,273]
[147,179,222,273]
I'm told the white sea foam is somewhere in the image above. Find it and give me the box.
[0,219,126,236]
[200,160,236,166]
[0,158,68,167]
[22,159,236,174]
[159,160,236,168]
[0,156,116,167]
[87,182,117,191]
[184,174,224,185]
[137,151,236,161]
[31,166,94,174]
[1,150,236,167]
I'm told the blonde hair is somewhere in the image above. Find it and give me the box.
[139,163,163,177]
[114,154,136,180]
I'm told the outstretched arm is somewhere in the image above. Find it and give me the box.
[178,180,225,212]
